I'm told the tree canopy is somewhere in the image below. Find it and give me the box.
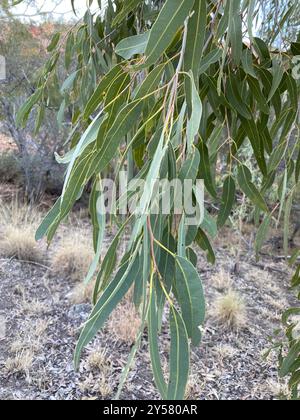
[11,0,300,400]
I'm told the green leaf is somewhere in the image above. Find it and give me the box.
[113,0,143,26]
[175,256,205,346]
[255,215,271,258]
[268,59,284,103]
[186,71,202,153]
[115,32,150,60]
[195,228,216,264]
[75,255,141,368]
[198,49,222,75]
[198,140,217,199]
[229,0,242,65]
[184,0,206,78]
[145,0,194,66]
[83,64,124,120]
[179,148,200,183]
[237,165,269,213]
[167,307,190,400]
[217,176,236,228]
[134,64,166,100]
[148,289,168,400]
[94,217,132,303]
[96,99,144,172]
[47,33,60,52]
[62,114,107,197]
[16,89,42,128]
[35,198,61,241]
[280,341,300,377]
[284,193,294,257]
[61,70,80,94]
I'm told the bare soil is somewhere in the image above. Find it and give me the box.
[0,227,298,401]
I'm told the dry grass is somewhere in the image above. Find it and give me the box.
[87,347,111,374]
[210,290,247,329]
[0,199,44,263]
[108,301,141,344]
[67,282,95,305]
[51,232,93,282]
[5,350,34,380]
[212,269,232,292]
[0,227,45,262]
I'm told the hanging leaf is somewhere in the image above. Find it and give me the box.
[217,176,236,228]
[175,256,205,346]
[167,307,190,400]
[116,32,150,60]
[144,0,194,66]
[237,165,269,213]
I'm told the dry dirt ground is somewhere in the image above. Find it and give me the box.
[0,223,298,401]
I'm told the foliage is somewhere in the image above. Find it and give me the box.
[15,0,300,400]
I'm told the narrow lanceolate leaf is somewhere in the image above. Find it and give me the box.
[268,59,284,103]
[195,228,216,264]
[148,290,168,400]
[83,64,123,120]
[47,32,60,52]
[35,198,61,241]
[134,64,166,100]
[237,165,269,213]
[62,114,107,198]
[186,72,202,152]
[144,0,194,66]
[115,32,150,60]
[284,193,294,257]
[113,0,143,26]
[177,215,186,258]
[167,307,190,400]
[93,217,131,303]
[179,148,200,183]
[85,179,106,285]
[175,256,205,346]
[255,214,271,258]
[217,176,236,228]
[95,100,144,172]
[198,141,217,199]
[75,255,141,368]
[279,341,300,377]
[229,0,242,65]
[16,89,42,128]
[198,49,222,75]
[184,0,206,78]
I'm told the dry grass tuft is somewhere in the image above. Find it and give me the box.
[67,282,95,305]
[212,269,232,292]
[108,301,141,344]
[51,232,93,282]
[0,199,44,262]
[5,350,34,379]
[0,226,45,262]
[87,347,111,374]
[210,290,247,329]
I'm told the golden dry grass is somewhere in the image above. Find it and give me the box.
[0,199,44,262]
[51,232,93,282]
[67,282,95,305]
[108,301,141,344]
[210,290,247,329]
